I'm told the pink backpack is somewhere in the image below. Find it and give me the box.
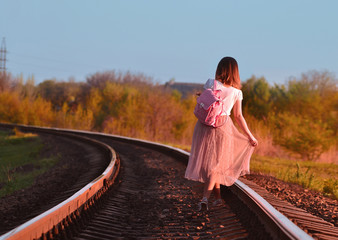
[194,80,227,127]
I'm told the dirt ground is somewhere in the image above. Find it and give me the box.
[243,173,338,227]
[0,133,90,235]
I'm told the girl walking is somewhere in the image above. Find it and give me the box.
[185,57,258,211]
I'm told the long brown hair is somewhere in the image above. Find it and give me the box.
[215,57,241,89]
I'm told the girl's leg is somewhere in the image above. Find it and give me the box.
[203,177,217,199]
[198,178,216,211]
[212,182,224,206]
[213,183,221,199]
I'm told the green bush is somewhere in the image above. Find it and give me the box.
[271,113,334,161]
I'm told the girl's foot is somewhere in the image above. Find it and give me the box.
[212,198,223,206]
[198,197,208,211]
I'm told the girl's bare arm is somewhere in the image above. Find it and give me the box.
[233,100,258,146]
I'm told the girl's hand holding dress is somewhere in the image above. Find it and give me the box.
[249,136,258,147]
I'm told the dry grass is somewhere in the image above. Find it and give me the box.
[6,128,37,139]
[250,155,338,199]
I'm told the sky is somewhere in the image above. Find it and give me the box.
[1,0,338,85]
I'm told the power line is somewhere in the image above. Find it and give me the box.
[0,37,7,74]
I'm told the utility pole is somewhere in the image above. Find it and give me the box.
[0,38,7,74]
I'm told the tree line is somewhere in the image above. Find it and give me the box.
[0,70,336,162]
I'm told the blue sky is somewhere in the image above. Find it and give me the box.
[1,0,337,85]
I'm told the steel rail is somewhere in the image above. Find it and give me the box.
[231,180,313,240]
[0,124,119,240]
[53,129,313,239]
[0,124,313,240]
[71,131,313,240]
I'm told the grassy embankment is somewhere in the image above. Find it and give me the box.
[0,129,59,198]
[250,155,338,199]
[169,143,338,200]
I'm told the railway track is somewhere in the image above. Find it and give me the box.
[0,124,337,239]
[0,128,111,235]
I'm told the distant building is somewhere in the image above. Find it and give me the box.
[164,80,203,98]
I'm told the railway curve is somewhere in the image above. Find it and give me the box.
[0,124,336,239]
